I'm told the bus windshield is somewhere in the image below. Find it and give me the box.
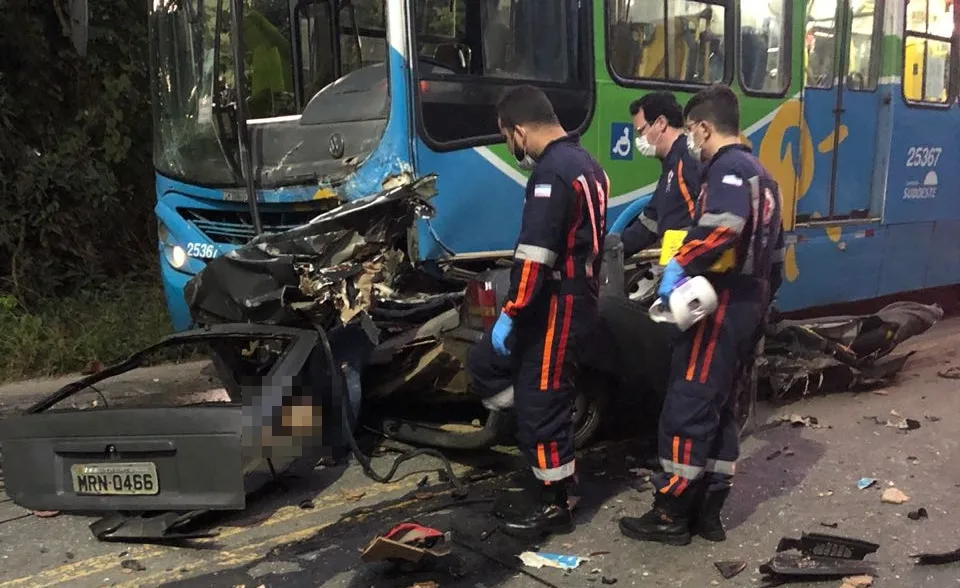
[150,0,393,188]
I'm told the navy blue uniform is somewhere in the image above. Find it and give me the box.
[621,136,702,256]
[653,144,784,495]
[470,133,608,483]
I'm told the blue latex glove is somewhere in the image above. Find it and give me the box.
[657,258,687,300]
[491,311,514,356]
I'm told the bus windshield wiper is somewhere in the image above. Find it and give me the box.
[229,0,264,235]
[210,0,243,184]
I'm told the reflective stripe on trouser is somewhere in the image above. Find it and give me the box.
[514,292,595,483]
[652,286,763,495]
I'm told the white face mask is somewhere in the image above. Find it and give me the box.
[635,135,656,158]
[687,132,703,161]
[516,153,536,170]
[512,130,536,170]
[635,119,663,159]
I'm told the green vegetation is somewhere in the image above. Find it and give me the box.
[0,273,177,382]
[0,0,167,382]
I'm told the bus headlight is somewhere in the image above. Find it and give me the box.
[170,245,187,269]
[158,221,189,270]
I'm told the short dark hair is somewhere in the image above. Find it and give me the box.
[628,91,684,128]
[683,83,740,136]
[496,85,560,129]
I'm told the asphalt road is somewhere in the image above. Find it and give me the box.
[2,319,960,587]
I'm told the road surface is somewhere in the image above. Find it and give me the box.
[2,319,960,587]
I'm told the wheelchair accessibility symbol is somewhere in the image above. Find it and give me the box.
[610,123,633,161]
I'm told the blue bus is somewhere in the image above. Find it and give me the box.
[149,0,960,331]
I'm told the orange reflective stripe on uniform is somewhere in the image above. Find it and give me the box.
[504,260,538,316]
[677,159,696,220]
[551,294,574,390]
[698,289,731,384]
[675,226,736,267]
[685,320,707,381]
[659,436,702,493]
[540,294,559,391]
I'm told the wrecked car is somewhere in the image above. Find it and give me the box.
[183,173,675,451]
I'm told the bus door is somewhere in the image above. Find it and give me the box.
[800,0,885,222]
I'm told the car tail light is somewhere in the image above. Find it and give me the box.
[465,279,498,330]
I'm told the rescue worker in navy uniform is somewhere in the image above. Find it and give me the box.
[619,84,785,546]
[618,91,703,257]
[473,85,608,536]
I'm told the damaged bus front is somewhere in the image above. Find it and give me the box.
[151,0,591,331]
[152,0,421,330]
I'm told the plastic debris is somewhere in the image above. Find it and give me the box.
[936,366,960,379]
[120,559,146,572]
[856,478,877,490]
[911,547,960,565]
[907,507,928,521]
[881,488,909,504]
[821,521,840,529]
[840,575,873,588]
[760,533,879,584]
[882,410,921,431]
[518,552,587,570]
[361,522,451,564]
[714,560,747,579]
[788,414,819,427]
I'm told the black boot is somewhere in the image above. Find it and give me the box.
[499,482,574,538]
[619,491,695,546]
[691,488,730,542]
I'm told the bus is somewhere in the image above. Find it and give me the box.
[149,0,960,332]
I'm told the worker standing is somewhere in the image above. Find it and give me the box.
[469,85,608,537]
[619,84,784,546]
[617,91,703,257]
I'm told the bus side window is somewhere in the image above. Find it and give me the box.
[903,0,954,104]
[606,0,730,85]
[845,0,881,92]
[414,0,593,148]
[739,0,790,95]
[805,0,838,89]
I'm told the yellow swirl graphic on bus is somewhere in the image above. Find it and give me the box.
[756,98,849,283]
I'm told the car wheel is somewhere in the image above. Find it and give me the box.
[626,262,661,304]
[573,371,609,449]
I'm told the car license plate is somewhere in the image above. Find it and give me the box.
[70,462,159,496]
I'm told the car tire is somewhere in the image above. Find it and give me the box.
[573,371,610,449]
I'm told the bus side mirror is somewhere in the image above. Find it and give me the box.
[70,0,89,57]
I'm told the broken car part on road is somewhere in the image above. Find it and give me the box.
[761,302,942,401]
[759,532,880,584]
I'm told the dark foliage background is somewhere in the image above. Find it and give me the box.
[0,0,155,305]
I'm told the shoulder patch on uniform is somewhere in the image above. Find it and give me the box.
[721,174,744,187]
[533,184,552,198]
